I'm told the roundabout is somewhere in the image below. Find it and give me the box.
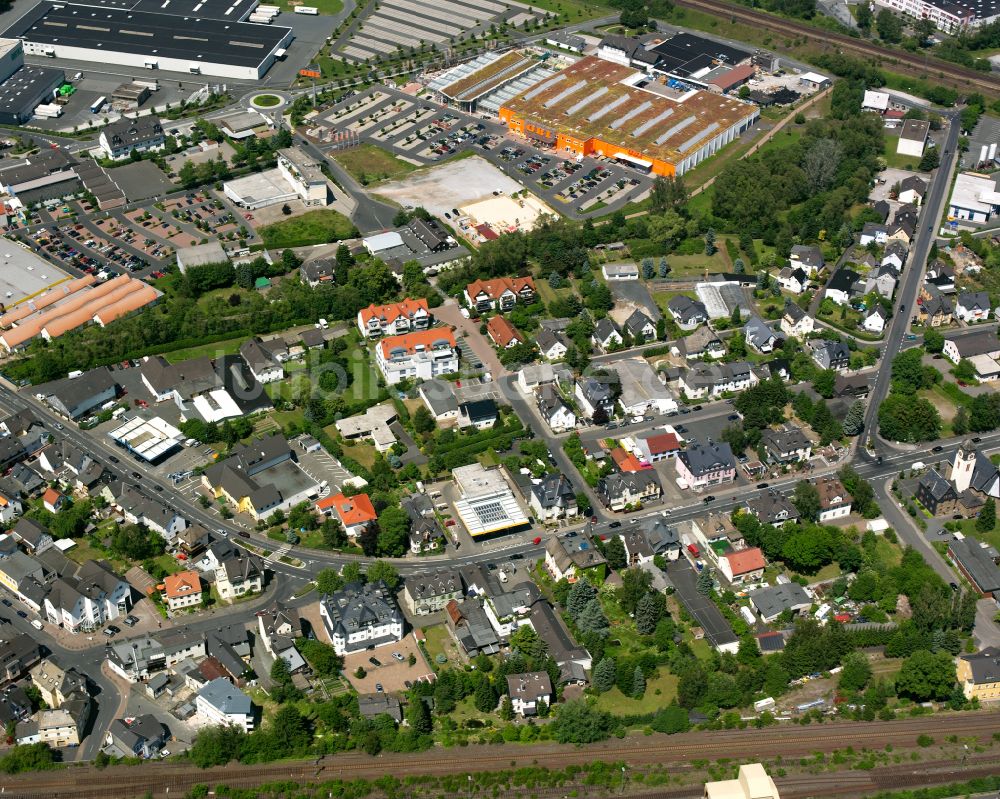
[249,92,288,110]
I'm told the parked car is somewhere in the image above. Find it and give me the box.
[608,521,622,529]
[369,657,381,667]
[392,652,404,662]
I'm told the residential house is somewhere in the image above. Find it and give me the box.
[744,317,779,353]
[527,600,592,683]
[201,434,318,522]
[458,399,498,431]
[536,384,576,433]
[402,569,463,616]
[316,493,377,539]
[43,560,131,632]
[897,175,927,207]
[676,440,737,489]
[19,699,90,748]
[595,471,661,511]
[507,672,552,717]
[0,493,21,526]
[615,358,678,416]
[215,552,264,601]
[103,482,188,540]
[918,291,953,327]
[357,298,431,337]
[719,547,766,584]
[926,260,956,293]
[949,537,1000,596]
[486,315,524,349]
[196,678,254,731]
[591,318,623,352]
[825,268,860,306]
[634,430,682,462]
[98,115,165,160]
[575,377,616,419]
[809,339,851,372]
[602,262,638,280]
[745,491,799,527]
[956,291,991,323]
[789,244,824,275]
[761,427,812,464]
[445,598,500,657]
[106,715,169,758]
[175,525,211,557]
[402,494,446,554]
[882,240,908,271]
[859,223,888,246]
[621,518,681,565]
[749,582,811,623]
[30,660,86,708]
[464,276,535,312]
[897,120,929,157]
[943,329,1000,366]
[780,302,814,339]
[673,326,725,360]
[529,473,578,521]
[375,327,458,385]
[238,337,284,384]
[776,266,808,294]
[162,571,202,612]
[624,309,657,342]
[42,488,66,514]
[816,477,853,521]
[257,601,305,672]
[865,264,898,300]
[0,634,42,684]
[319,580,404,655]
[916,468,960,516]
[334,404,400,453]
[418,378,459,423]
[667,296,708,331]
[958,647,1000,701]
[34,367,118,420]
[871,199,890,223]
[679,361,756,400]
[536,328,568,361]
[863,304,888,334]
[358,693,403,722]
[544,531,606,582]
[300,259,334,287]
[11,519,52,555]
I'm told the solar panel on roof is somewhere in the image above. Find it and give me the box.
[631,107,674,138]
[655,115,696,145]
[679,121,720,153]
[609,100,651,130]
[565,86,608,116]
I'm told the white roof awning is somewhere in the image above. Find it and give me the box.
[614,152,652,168]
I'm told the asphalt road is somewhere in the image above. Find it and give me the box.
[860,113,961,456]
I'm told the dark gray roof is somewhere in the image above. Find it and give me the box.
[593,317,620,342]
[404,569,461,600]
[624,308,655,336]
[961,647,1000,685]
[678,440,735,477]
[746,490,799,524]
[918,468,956,501]
[667,295,707,324]
[790,244,823,267]
[420,378,458,416]
[531,473,575,510]
[783,301,806,321]
[749,582,810,619]
[321,580,403,640]
[358,693,402,722]
[958,291,991,312]
[101,115,164,149]
[197,678,251,715]
[945,330,1000,359]
[744,316,776,349]
[950,538,1000,593]
[827,268,860,293]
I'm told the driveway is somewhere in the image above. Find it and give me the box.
[434,300,506,378]
[665,559,738,650]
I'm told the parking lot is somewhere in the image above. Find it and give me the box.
[308,85,653,219]
[341,633,433,694]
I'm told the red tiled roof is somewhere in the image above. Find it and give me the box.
[321,493,377,526]
[486,315,523,347]
[724,547,766,575]
[643,432,681,455]
[358,297,429,326]
[377,327,456,359]
[466,275,535,300]
[611,448,644,473]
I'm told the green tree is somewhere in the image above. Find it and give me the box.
[406,696,432,734]
[366,560,400,589]
[618,568,653,615]
[412,405,435,435]
[919,147,940,171]
[895,649,956,701]
[566,578,597,619]
[856,1,872,29]
[875,8,903,41]
[296,639,342,676]
[498,695,514,721]
[697,569,713,597]
[843,399,866,436]
[593,657,617,693]
[376,506,411,557]
[838,651,873,693]
[509,625,547,661]
[954,358,976,383]
[792,480,821,521]
[316,567,344,595]
[604,534,626,571]
[632,665,646,698]
[923,326,944,353]
[977,498,996,533]
[550,700,613,743]
[878,394,941,443]
[635,592,664,635]
[576,598,610,638]
[813,369,836,399]
[473,678,498,712]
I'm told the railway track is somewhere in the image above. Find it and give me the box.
[2,714,998,799]
[672,0,1000,97]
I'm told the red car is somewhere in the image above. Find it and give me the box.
[444,519,455,527]
[532,536,541,545]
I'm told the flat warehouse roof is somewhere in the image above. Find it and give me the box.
[650,32,750,79]
[47,0,260,20]
[501,55,756,165]
[4,1,291,67]
[0,64,63,110]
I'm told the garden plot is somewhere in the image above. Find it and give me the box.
[374,155,522,218]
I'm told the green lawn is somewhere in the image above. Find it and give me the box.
[252,94,281,108]
[422,624,458,665]
[949,517,1000,551]
[273,0,342,13]
[882,137,922,171]
[162,335,246,363]
[535,277,575,307]
[333,143,418,185]
[337,439,378,470]
[663,248,731,277]
[594,669,679,716]
[259,209,356,249]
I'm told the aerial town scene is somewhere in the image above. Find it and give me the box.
[0,0,998,795]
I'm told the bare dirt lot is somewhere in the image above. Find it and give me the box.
[373,155,523,218]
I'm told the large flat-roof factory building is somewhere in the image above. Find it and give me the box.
[498,55,758,177]
[0,38,64,124]
[3,0,293,80]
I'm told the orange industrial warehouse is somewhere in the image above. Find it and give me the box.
[0,274,160,351]
[498,56,758,177]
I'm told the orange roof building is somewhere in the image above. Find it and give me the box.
[161,570,204,610]
[357,298,431,337]
[42,487,65,512]
[610,447,644,473]
[464,276,535,312]
[719,547,766,584]
[486,315,524,349]
[318,492,377,537]
[498,56,759,177]
[375,327,459,385]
